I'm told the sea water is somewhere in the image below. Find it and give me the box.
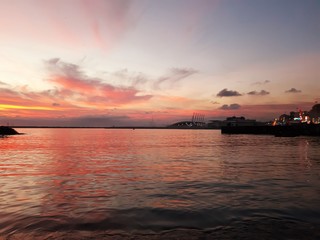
[1,128,320,239]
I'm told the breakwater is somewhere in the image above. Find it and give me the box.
[221,124,320,136]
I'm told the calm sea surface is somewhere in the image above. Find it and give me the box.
[1,128,320,239]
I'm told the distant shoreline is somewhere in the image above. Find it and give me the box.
[10,126,219,130]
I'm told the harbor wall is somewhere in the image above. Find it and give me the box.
[221,124,320,136]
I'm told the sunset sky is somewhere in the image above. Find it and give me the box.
[0,0,319,126]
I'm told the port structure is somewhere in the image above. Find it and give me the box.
[167,112,206,128]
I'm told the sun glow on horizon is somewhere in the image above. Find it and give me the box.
[0,0,319,126]
[0,104,56,111]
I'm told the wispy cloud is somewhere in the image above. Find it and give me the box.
[219,103,241,110]
[285,88,302,93]
[0,0,135,51]
[153,67,198,89]
[252,80,270,85]
[211,101,220,104]
[112,68,149,87]
[247,90,270,96]
[80,0,133,50]
[217,88,242,97]
[0,81,9,86]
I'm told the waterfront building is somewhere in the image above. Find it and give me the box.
[207,120,223,129]
[274,104,320,125]
[223,116,259,127]
[309,104,320,124]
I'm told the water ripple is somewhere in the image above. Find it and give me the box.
[1,129,320,238]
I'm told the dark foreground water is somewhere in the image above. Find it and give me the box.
[1,129,320,239]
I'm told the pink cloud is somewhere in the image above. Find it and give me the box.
[0,58,155,124]
[81,0,132,49]
[46,58,152,106]
[0,0,135,50]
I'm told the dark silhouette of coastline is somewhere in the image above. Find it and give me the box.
[8,124,320,136]
[220,104,320,136]
[11,126,168,129]
[10,125,221,130]
[221,124,320,136]
[0,126,20,135]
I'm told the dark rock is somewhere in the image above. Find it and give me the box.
[0,126,19,135]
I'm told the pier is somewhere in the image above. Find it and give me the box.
[221,124,320,136]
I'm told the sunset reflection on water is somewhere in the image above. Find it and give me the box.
[1,129,320,238]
